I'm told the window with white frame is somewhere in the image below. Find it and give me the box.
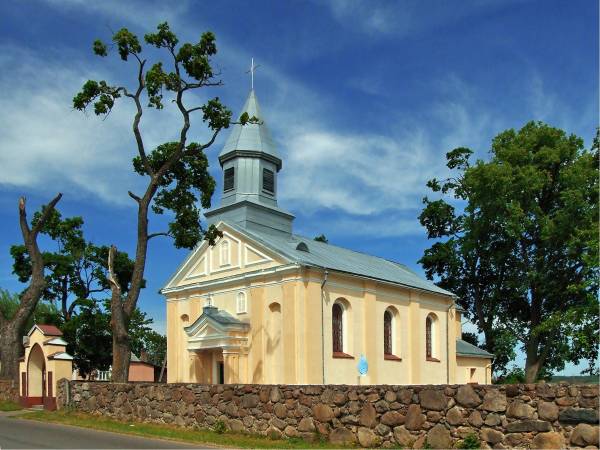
[384,306,400,358]
[236,291,247,314]
[426,313,439,360]
[384,310,393,355]
[220,240,230,266]
[332,299,350,356]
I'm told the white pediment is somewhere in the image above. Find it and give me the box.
[161,222,288,292]
[245,243,272,266]
[185,310,249,351]
[184,255,207,280]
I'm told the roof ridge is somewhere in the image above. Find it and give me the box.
[293,232,419,272]
[203,222,454,297]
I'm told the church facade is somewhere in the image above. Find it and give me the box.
[162,90,493,386]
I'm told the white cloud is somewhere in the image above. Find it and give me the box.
[318,0,529,38]
[279,128,435,216]
[42,0,191,29]
[0,1,531,240]
[0,37,493,240]
[0,44,201,205]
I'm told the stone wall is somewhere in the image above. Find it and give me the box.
[58,381,599,448]
[0,379,19,402]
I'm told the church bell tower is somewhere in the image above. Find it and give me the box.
[204,89,295,235]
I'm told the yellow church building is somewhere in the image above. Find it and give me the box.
[162,89,493,386]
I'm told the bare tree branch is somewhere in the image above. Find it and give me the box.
[107,245,122,295]
[27,193,63,237]
[128,191,141,203]
[0,193,62,380]
[148,232,170,240]
[131,58,153,177]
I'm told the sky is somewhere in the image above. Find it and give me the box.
[0,0,597,375]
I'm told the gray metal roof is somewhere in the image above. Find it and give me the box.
[201,306,244,325]
[219,90,279,164]
[228,223,454,296]
[456,339,494,358]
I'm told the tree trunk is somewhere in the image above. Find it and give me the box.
[524,284,544,383]
[111,330,131,383]
[108,194,153,383]
[106,245,132,382]
[0,194,62,381]
[524,346,541,383]
[0,325,22,381]
[110,290,131,382]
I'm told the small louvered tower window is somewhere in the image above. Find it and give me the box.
[262,168,275,193]
[224,167,235,191]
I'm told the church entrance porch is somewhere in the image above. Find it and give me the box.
[189,347,246,384]
[185,306,249,384]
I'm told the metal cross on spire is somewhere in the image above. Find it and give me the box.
[246,57,260,90]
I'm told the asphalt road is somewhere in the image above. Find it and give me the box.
[0,413,207,449]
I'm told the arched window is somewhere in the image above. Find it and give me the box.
[220,240,230,266]
[426,316,432,358]
[384,310,393,355]
[426,313,438,360]
[332,303,344,353]
[236,292,247,314]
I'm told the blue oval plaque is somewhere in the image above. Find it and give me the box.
[358,354,368,376]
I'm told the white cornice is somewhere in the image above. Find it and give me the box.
[163,263,301,295]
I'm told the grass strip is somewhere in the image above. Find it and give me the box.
[0,400,22,411]
[21,409,349,449]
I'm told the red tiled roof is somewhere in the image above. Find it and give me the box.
[36,324,63,336]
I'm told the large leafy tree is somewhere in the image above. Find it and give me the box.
[0,289,62,332]
[10,209,135,322]
[74,23,255,381]
[0,289,164,380]
[62,299,163,379]
[419,122,599,381]
[0,195,62,380]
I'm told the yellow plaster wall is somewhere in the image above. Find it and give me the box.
[456,356,492,384]
[318,274,455,385]
[164,226,492,386]
[19,328,71,399]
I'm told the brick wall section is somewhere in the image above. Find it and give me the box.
[58,381,599,448]
[0,379,19,402]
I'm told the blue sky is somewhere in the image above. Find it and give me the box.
[0,0,597,375]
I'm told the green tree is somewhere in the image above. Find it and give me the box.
[139,330,167,368]
[461,331,479,347]
[0,195,62,380]
[0,289,62,333]
[74,22,256,381]
[62,299,164,379]
[10,209,135,322]
[419,122,599,381]
[62,300,112,379]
